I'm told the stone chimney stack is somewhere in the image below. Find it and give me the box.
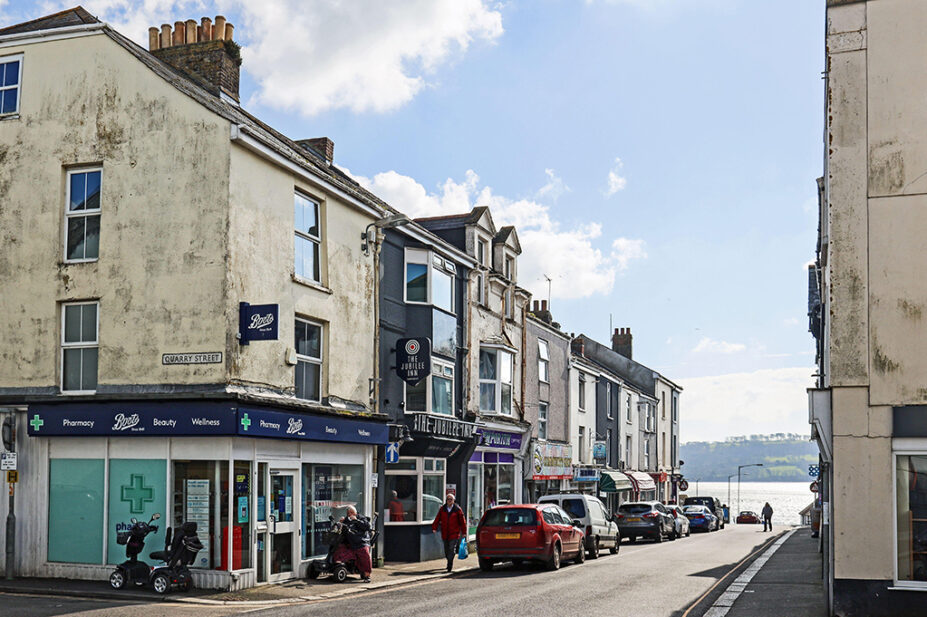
[571,335,585,357]
[612,327,633,359]
[296,138,335,165]
[148,15,241,102]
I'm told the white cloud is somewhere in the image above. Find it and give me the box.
[692,337,747,354]
[68,0,503,116]
[535,168,569,202]
[783,317,801,327]
[349,168,647,300]
[605,157,627,196]
[677,367,815,443]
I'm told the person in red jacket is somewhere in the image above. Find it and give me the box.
[432,492,467,572]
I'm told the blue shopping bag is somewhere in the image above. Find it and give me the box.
[458,538,469,560]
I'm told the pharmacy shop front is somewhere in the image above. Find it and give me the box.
[22,400,387,590]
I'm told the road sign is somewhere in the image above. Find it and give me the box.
[6,471,16,483]
[386,442,401,464]
[0,452,16,471]
[810,480,819,493]
[808,464,819,477]
[679,479,689,492]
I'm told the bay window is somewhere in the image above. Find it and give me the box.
[479,348,513,415]
[405,249,455,313]
[404,359,454,415]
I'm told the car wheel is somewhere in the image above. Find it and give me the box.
[609,540,619,555]
[512,559,525,568]
[654,530,663,543]
[686,528,691,537]
[109,570,126,590]
[669,527,677,541]
[574,544,585,565]
[152,573,170,595]
[478,558,494,572]
[627,535,636,544]
[547,544,562,571]
[588,537,599,559]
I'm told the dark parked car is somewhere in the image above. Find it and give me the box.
[683,505,719,532]
[615,501,676,543]
[683,496,725,529]
[736,510,761,524]
[476,504,586,571]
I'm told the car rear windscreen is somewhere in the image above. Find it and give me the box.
[562,499,587,519]
[685,497,713,508]
[482,508,538,526]
[618,504,651,514]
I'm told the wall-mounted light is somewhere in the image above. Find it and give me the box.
[362,213,412,254]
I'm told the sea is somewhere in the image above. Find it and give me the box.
[689,482,814,527]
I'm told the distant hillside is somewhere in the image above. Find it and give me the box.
[680,434,818,482]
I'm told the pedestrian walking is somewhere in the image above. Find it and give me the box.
[431,493,467,572]
[762,502,774,532]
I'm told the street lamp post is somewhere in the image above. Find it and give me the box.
[727,473,738,514]
[737,463,764,515]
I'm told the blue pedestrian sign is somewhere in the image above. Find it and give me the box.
[809,464,820,477]
[386,442,401,464]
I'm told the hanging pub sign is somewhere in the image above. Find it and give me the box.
[239,302,279,345]
[396,337,431,385]
[592,441,607,463]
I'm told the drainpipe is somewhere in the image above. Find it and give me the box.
[372,230,385,567]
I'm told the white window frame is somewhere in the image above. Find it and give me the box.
[578,426,585,464]
[404,248,455,314]
[625,436,631,466]
[644,440,650,469]
[384,457,446,525]
[294,317,323,403]
[479,347,514,415]
[0,54,23,117]
[61,301,99,394]
[538,339,550,383]
[672,393,678,423]
[606,428,612,467]
[538,401,548,440]
[404,358,455,415]
[475,271,485,305]
[64,167,102,263]
[626,393,632,423]
[477,238,488,267]
[578,373,586,412]
[606,382,613,419]
[294,191,322,284]
[505,255,515,281]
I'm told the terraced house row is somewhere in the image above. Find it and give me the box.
[0,7,682,588]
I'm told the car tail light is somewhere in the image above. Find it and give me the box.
[615,513,624,520]
[671,510,677,518]
[643,512,659,519]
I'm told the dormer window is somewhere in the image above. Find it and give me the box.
[505,256,515,281]
[477,238,488,268]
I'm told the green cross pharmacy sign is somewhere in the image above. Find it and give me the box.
[120,474,154,513]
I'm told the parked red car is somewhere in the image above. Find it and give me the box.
[736,510,761,524]
[476,504,586,571]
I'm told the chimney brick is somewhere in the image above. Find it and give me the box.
[296,138,335,164]
[612,327,633,359]
[152,38,241,101]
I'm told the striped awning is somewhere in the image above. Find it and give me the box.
[599,470,633,493]
[624,471,656,492]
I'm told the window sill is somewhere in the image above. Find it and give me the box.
[292,274,332,294]
[60,389,96,396]
[60,258,99,265]
[0,113,20,122]
[889,585,927,592]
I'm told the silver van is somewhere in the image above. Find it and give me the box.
[537,494,620,558]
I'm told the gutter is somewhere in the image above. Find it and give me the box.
[0,22,105,48]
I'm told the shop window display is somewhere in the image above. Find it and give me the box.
[468,456,516,534]
[232,461,252,570]
[302,464,365,559]
[172,461,229,570]
[108,459,166,565]
[897,454,927,583]
[48,459,105,564]
[385,458,446,524]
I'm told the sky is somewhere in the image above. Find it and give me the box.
[1,0,824,443]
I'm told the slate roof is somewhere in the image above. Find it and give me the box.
[415,206,491,229]
[0,6,98,34]
[577,334,658,397]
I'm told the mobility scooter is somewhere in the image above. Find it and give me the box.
[307,514,377,582]
[147,521,204,594]
[109,513,161,589]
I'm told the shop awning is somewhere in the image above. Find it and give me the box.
[599,470,633,493]
[624,471,656,492]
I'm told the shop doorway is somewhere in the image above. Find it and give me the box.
[264,466,299,582]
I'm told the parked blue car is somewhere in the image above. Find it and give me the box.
[683,505,719,532]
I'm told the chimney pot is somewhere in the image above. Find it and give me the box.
[225,23,234,41]
[612,327,633,359]
[173,21,184,45]
[214,16,227,40]
[148,27,160,51]
[160,24,171,48]
[185,19,197,44]
[541,299,548,311]
[201,17,212,41]
[532,300,538,312]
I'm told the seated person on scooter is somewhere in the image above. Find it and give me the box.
[333,506,373,583]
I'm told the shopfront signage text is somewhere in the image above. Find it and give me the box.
[27,402,237,437]
[573,467,600,482]
[532,442,573,480]
[162,352,222,365]
[409,413,477,439]
[396,338,432,386]
[236,407,388,445]
[239,302,279,345]
[592,441,607,462]
[478,429,522,450]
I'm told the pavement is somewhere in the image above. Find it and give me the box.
[687,526,827,617]
[0,555,478,606]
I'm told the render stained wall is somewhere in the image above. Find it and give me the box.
[524,317,570,443]
[0,32,231,395]
[227,144,377,406]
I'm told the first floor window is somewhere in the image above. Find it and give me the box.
[578,373,586,411]
[65,169,101,262]
[404,359,454,415]
[578,427,586,464]
[62,301,98,392]
[0,54,21,115]
[626,393,632,422]
[607,429,613,467]
[625,436,632,467]
[295,318,322,401]
[479,348,513,415]
[538,402,548,439]
[644,440,650,469]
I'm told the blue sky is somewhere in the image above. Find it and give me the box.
[2,0,824,441]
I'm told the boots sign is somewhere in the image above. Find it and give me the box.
[239,302,279,345]
[396,337,431,386]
